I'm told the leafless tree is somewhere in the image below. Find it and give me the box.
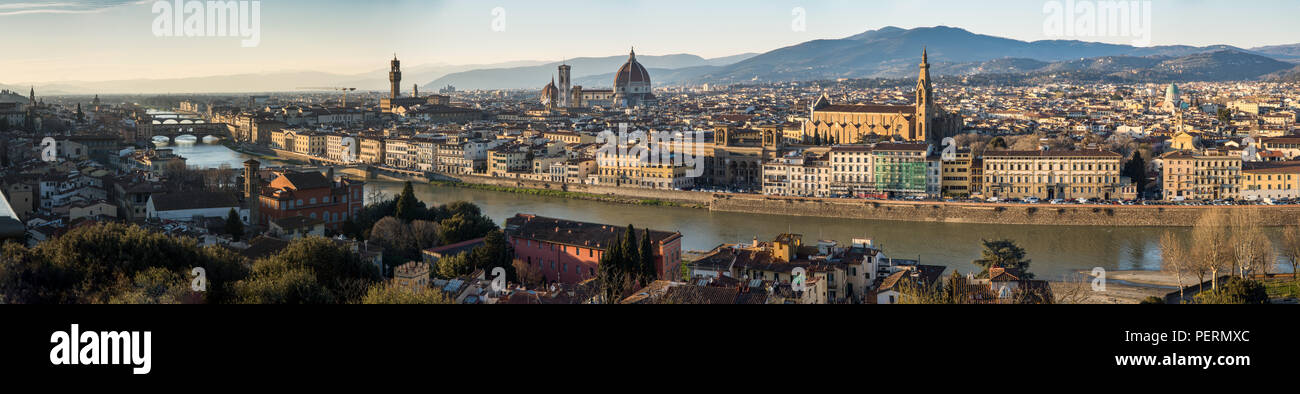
[409,220,441,251]
[1229,208,1275,278]
[1282,227,1300,283]
[1190,209,1234,289]
[370,216,416,256]
[1160,231,1190,301]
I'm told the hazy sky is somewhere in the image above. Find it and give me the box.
[1,0,1297,83]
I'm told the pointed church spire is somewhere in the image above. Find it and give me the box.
[922,47,928,64]
[630,46,636,59]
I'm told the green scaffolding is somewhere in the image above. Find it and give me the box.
[874,158,927,195]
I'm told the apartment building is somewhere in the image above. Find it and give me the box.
[829,145,875,197]
[983,149,1124,200]
[1160,150,1242,201]
[1241,162,1300,200]
[762,154,831,197]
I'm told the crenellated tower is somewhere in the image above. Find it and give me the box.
[389,55,402,99]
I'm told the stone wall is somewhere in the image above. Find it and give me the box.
[438,174,713,205]
[434,171,1300,227]
[709,194,1300,227]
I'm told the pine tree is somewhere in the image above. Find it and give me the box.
[225,208,244,241]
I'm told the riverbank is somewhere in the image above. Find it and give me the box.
[428,180,705,209]
[220,140,302,165]
[416,171,1300,227]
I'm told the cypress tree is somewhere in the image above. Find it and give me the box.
[640,229,655,287]
[622,224,640,287]
[394,181,419,222]
[598,237,624,303]
[225,208,244,241]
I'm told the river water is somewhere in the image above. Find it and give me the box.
[179,143,1296,279]
[364,180,1198,279]
[152,141,282,169]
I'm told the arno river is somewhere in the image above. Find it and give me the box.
[182,143,1300,279]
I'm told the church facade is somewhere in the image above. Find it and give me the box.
[804,50,962,145]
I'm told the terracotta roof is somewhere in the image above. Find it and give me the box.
[276,171,332,190]
[983,149,1121,158]
[150,191,240,212]
[817,104,915,114]
[504,214,681,250]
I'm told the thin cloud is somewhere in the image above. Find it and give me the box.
[0,0,151,16]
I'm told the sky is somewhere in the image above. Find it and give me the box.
[1,0,1298,83]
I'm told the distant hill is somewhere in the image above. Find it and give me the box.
[1250,44,1300,61]
[692,26,1263,83]
[1265,65,1300,83]
[11,59,553,95]
[421,53,757,91]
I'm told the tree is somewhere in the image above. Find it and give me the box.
[233,237,381,304]
[1194,277,1268,304]
[393,181,421,222]
[1190,209,1234,289]
[1123,153,1148,198]
[1281,227,1300,283]
[1217,108,1233,124]
[435,252,474,279]
[971,239,1033,279]
[1140,296,1166,304]
[370,216,418,265]
[621,225,640,290]
[0,223,247,304]
[1160,231,1190,302]
[1230,208,1273,278]
[639,229,656,288]
[987,136,1008,150]
[597,237,624,303]
[225,208,245,242]
[361,283,452,304]
[468,230,516,284]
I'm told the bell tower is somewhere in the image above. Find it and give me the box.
[389,55,402,99]
[243,159,261,233]
[558,63,571,108]
[915,48,934,142]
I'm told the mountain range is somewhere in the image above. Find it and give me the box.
[667,26,1298,85]
[419,53,758,91]
[7,26,1299,94]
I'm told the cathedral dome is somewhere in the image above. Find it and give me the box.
[614,49,651,87]
[540,78,559,106]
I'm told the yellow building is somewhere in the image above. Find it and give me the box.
[940,149,975,198]
[1241,162,1300,200]
[1160,150,1242,201]
[983,150,1124,200]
